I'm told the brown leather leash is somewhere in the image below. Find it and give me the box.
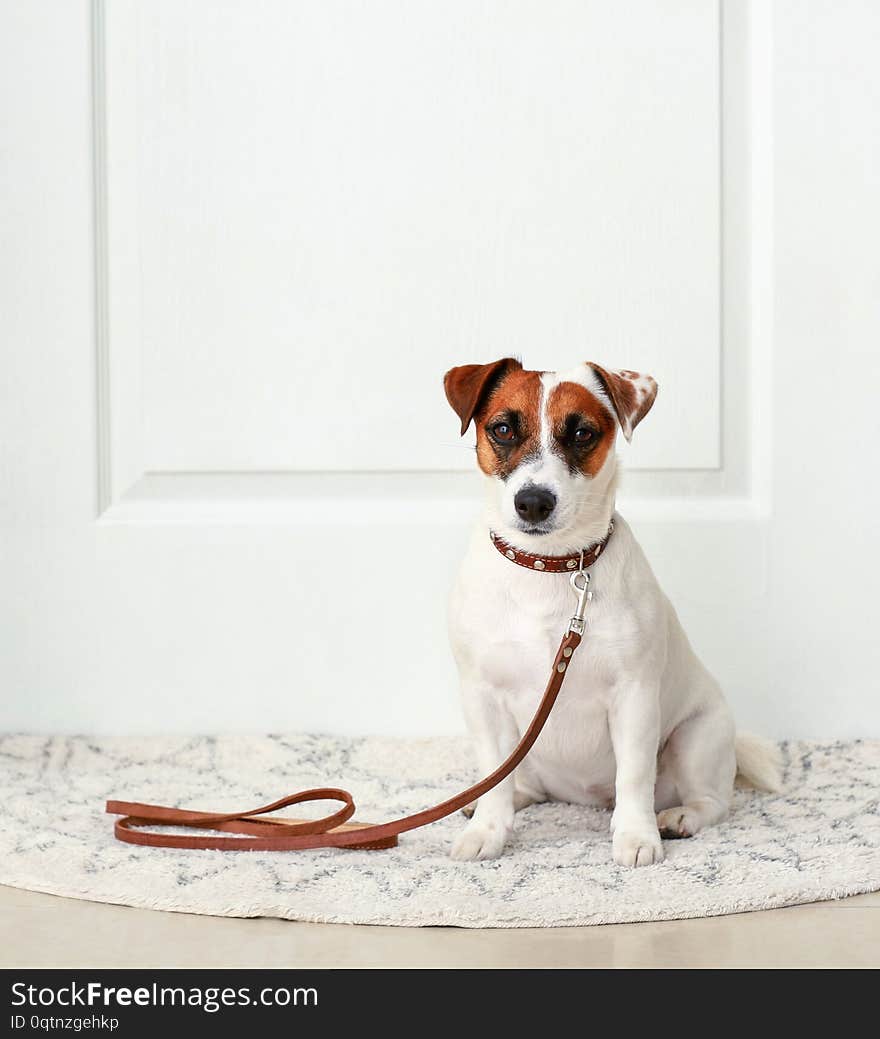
[106,531,604,853]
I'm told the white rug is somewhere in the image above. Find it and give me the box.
[1,733,879,928]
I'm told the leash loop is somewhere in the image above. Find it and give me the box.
[106,532,608,853]
[106,630,584,853]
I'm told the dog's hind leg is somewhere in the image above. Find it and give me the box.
[656,702,736,839]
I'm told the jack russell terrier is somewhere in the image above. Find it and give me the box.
[444,358,781,866]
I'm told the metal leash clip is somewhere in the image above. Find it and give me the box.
[569,550,593,635]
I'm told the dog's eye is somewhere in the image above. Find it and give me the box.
[573,427,596,444]
[491,422,516,442]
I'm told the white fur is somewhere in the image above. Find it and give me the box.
[448,363,781,866]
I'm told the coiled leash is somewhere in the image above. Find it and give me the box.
[106,530,606,852]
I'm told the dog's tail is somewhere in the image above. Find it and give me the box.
[734,731,783,792]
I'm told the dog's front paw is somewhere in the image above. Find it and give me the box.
[450,818,509,861]
[612,826,665,867]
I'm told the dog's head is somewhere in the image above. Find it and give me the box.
[444,359,657,550]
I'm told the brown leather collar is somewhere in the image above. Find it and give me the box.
[489,521,614,573]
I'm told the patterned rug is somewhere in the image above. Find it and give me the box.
[1,733,878,927]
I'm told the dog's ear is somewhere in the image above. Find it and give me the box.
[444,358,522,435]
[586,363,658,442]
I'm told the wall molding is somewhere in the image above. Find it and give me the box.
[744,0,775,518]
[92,0,112,516]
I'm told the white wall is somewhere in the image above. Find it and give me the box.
[760,0,880,734]
[1,1,879,737]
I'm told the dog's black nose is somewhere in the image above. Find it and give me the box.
[514,486,556,525]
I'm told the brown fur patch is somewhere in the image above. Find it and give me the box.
[472,370,615,479]
[474,369,544,478]
[443,358,522,435]
[448,359,652,480]
[545,382,616,476]
[587,362,658,441]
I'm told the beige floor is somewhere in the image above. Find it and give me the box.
[2,884,879,968]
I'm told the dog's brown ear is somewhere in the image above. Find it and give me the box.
[444,358,522,435]
[587,363,658,442]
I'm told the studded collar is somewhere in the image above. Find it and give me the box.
[489,521,614,573]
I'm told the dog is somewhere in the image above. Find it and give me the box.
[444,358,781,866]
